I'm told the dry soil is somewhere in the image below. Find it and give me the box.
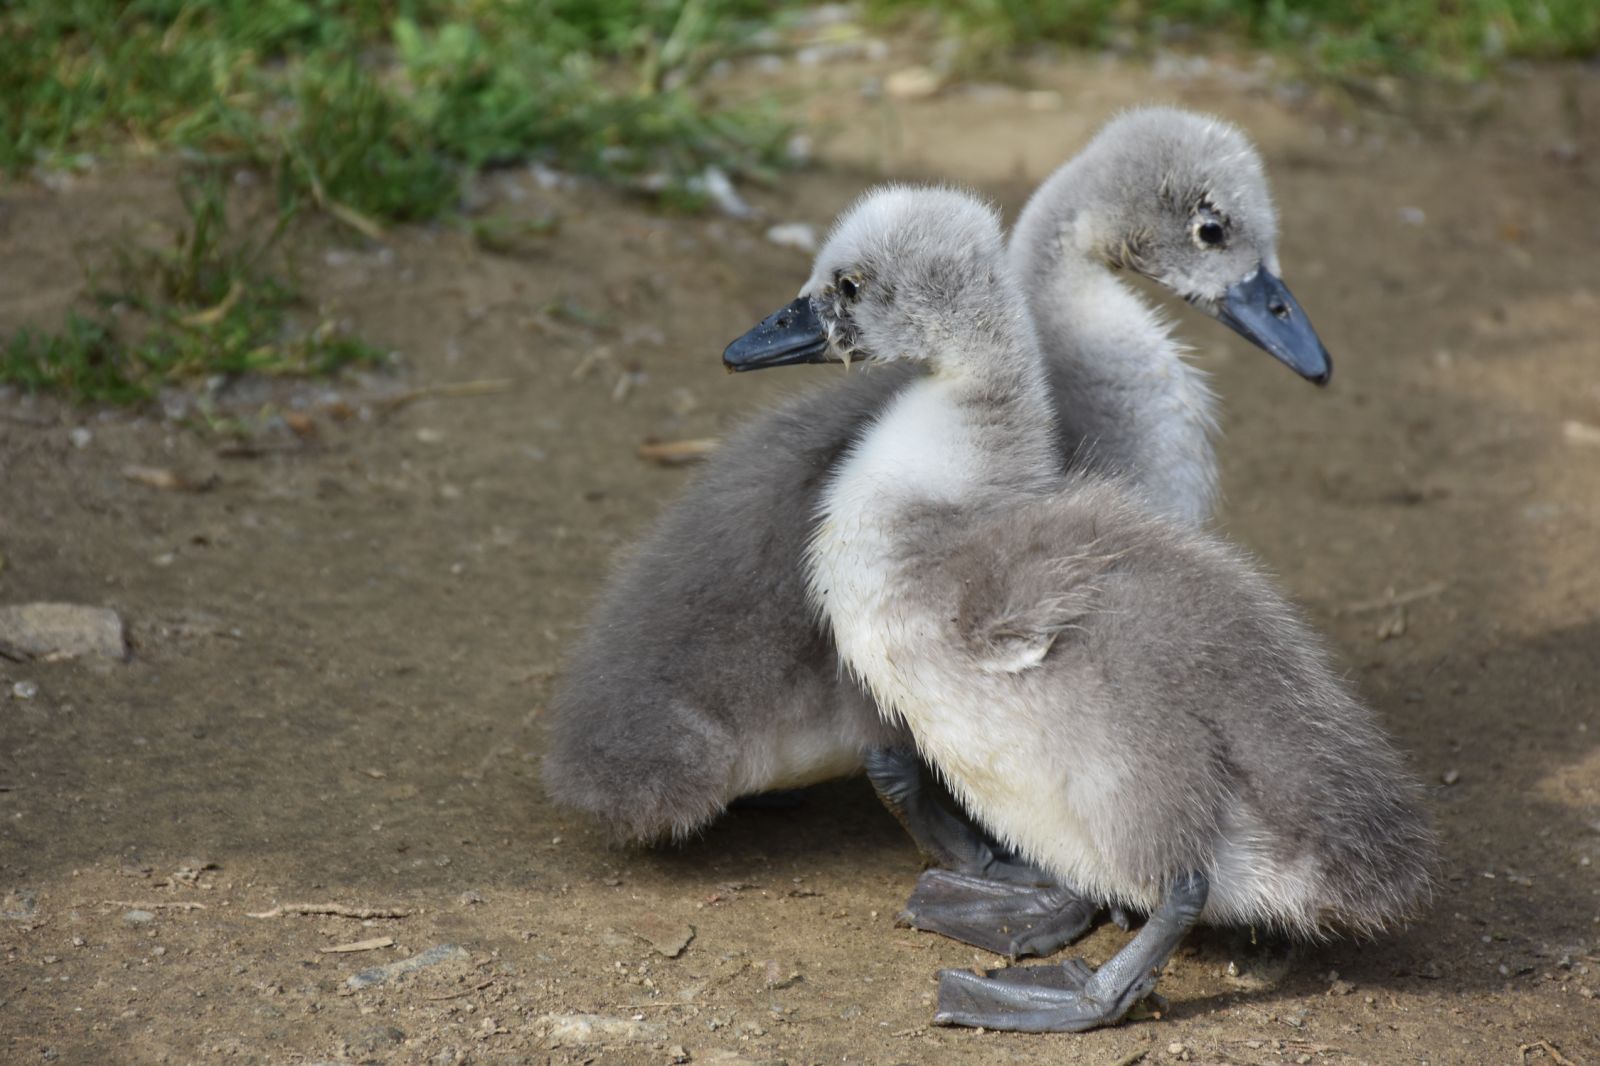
[2,50,1598,1066]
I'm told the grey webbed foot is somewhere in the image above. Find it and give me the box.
[899,869,1103,959]
[932,870,1209,1033]
[936,957,1118,1033]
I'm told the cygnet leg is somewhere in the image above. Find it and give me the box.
[864,747,1047,883]
[933,870,1209,1033]
[866,748,1110,957]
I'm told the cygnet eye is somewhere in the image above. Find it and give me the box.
[838,276,861,300]
[1195,220,1226,248]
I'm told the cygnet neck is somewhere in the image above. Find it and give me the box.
[892,276,1062,502]
[1010,158,1219,525]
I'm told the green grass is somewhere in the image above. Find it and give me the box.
[1,1,795,404]
[1,170,384,405]
[1,0,797,222]
[6,1,1595,210]
[868,0,1600,79]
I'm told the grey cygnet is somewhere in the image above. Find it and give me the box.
[721,184,1429,1033]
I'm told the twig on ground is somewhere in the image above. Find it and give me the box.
[122,464,219,493]
[376,379,516,416]
[247,903,411,919]
[321,937,395,953]
[1521,1040,1577,1066]
[1338,580,1449,615]
[325,201,386,241]
[569,348,613,380]
[103,900,208,911]
[637,438,719,466]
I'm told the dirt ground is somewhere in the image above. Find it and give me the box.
[2,49,1599,1066]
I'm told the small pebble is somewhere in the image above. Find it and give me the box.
[1563,420,1600,447]
[1398,206,1426,226]
[69,427,93,449]
[1168,1041,1186,1056]
[765,223,818,254]
[346,944,467,991]
[11,680,38,700]
[1441,769,1461,786]
[122,910,155,925]
[694,165,753,220]
[885,65,942,99]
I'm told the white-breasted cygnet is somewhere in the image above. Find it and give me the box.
[545,114,1334,960]
[544,108,1333,845]
[721,184,1429,1033]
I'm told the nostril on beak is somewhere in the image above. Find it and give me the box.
[1269,298,1290,320]
[777,316,791,328]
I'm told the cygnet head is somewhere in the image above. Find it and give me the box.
[723,185,1018,373]
[1017,106,1331,384]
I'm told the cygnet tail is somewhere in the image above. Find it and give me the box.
[542,699,740,845]
[1307,742,1436,937]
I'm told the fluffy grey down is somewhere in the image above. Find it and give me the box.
[546,108,1312,843]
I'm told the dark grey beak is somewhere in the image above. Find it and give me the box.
[1216,267,1332,385]
[722,296,831,372]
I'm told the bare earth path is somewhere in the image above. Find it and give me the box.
[2,54,1598,1065]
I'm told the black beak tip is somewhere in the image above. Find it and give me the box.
[1304,349,1332,386]
[721,295,830,373]
[1220,268,1334,389]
